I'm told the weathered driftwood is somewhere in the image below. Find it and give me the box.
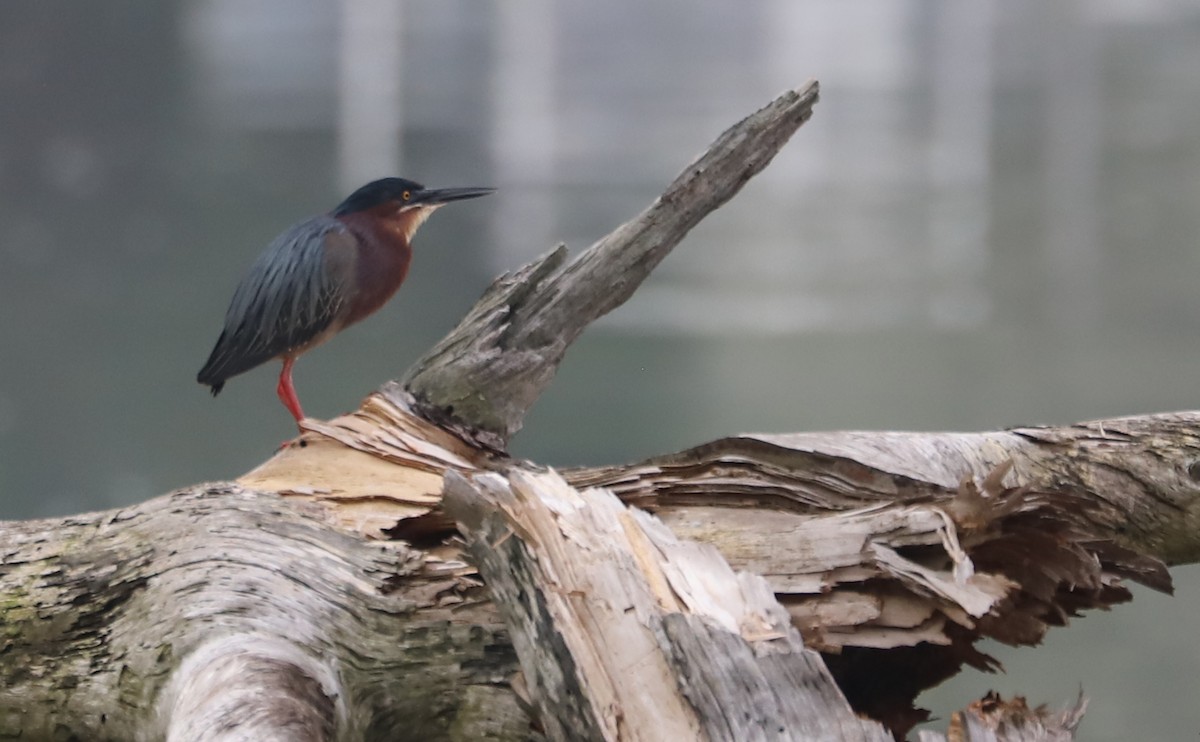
[2,396,1185,740]
[0,483,521,741]
[0,80,1190,741]
[564,421,1183,733]
[443,468,892,742]
[399,81,820,450]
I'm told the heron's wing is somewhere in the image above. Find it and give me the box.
[197,216,355,389]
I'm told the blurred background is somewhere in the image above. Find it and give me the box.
[2,0,1199,737]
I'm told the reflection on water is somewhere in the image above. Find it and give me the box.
[3,2,1200,739]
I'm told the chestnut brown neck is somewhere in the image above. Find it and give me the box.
[335,207,417,327]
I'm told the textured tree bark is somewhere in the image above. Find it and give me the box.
[442,468,893,742]
[0,484,524,742]
[0,80,1189,741]
[0,404,1184,740]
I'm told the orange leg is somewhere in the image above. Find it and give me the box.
[276,356,306,426]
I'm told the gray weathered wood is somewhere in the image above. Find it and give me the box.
[442,468,892,742]
[0,401,1186,739]
[559,416,1178,733]
[399,81,820,450]
[0,486,526,742]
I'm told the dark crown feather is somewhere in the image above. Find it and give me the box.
[332,177,424,216]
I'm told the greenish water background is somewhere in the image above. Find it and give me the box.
[2,2,1198,737]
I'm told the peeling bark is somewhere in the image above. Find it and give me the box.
[2,405,1181,739]
[442,468,892,742]
[915,693,1087,742]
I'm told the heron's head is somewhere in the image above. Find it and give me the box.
[333,177,493,242]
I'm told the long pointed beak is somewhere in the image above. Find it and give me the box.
[413,186,495,205]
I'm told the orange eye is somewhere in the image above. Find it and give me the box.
[401,190,411,201]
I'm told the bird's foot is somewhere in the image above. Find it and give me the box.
[277,421,311,451]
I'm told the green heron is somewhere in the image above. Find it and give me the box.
[198,177,493,426]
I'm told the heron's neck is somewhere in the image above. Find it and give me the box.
[335,211,415,326]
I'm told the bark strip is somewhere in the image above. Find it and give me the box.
[443,467,892,742]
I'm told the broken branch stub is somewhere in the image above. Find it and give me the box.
[399,81,820,450]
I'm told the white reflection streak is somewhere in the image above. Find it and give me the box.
[489,0,557,271]
[762,0,833,187]
[928,1,995,328]
[337,0,403,192]
[1045,2,1102,332]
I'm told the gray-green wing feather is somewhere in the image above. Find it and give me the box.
[197,216,352,391]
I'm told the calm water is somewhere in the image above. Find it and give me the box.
[2,1,1199,738]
